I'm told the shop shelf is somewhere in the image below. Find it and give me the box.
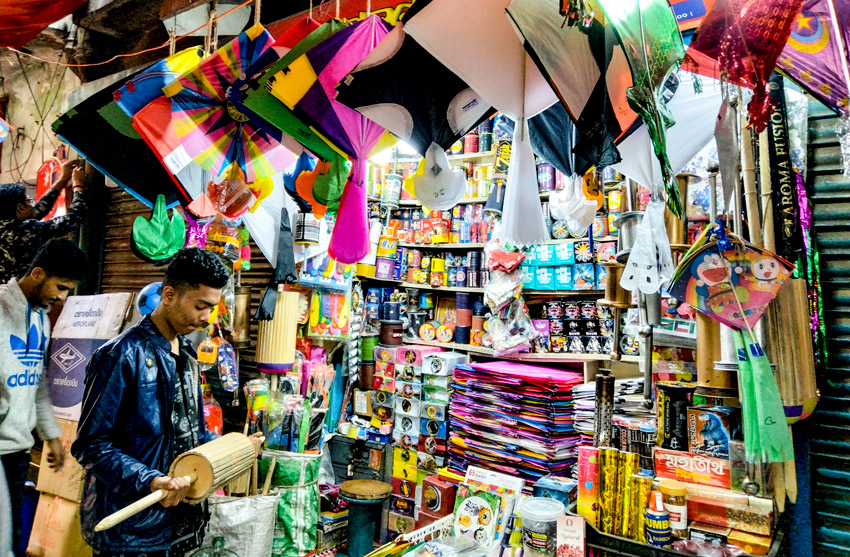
[523,289,605,297]
[446,150,496,162]
[397,197,489,207]
[397,242,487,249]
[401,336,495,356]
[357,275,484,293]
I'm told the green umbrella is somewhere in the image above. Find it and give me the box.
[233,20,348,163]
[595,0,685,216]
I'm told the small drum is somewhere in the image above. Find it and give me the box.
[169,432,256,503]
[340,479,393,557]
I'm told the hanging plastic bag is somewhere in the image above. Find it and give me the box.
[551,173,596,233]
[484,270,522,313]
[489,297,536,356]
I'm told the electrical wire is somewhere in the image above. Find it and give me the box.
[3,0,256,68]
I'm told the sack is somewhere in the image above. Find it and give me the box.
[203,494,280,557]
[258,450,321,557]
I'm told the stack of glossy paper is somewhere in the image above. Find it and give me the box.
[448,361,584,484]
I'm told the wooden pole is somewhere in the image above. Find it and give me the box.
[95,474,197,531]
[740,113,761,246]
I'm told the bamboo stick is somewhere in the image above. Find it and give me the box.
[758,130,775,252]
[740,113,761,247]
[262,458,277,495]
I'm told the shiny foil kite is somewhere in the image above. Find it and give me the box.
[682,0,806,132]
[596,0,685,216]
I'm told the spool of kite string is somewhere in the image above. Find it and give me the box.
[95,433,255,531]
[379,320,404,345]
[255,288,300,375]
[229,286,253,349]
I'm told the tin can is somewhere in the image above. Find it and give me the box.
[419,292,435,309]
[455,266,467,287]
[447,267,457,286]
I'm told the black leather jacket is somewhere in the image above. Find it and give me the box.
[71,316,212,552]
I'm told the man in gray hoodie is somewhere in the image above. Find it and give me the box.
[0,238,87,556]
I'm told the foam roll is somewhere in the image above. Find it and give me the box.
[632,474,654,542]
[618,452,640,538]
[455,292,471,309]
[598,447,619,535]
[255,288,299,373]
[577,446,599,528]
[457,309,473,327]
[454,326,471,345]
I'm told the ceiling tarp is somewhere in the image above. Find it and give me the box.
[0,0,86,48]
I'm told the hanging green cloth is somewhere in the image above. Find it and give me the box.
[733,329,794,463]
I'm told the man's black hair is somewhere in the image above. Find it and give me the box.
[164,247,229,293]
[0,184,27,220]
[26,238,88,281]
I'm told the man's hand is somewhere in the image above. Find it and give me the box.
[71,166,86,189]
[151,475,191,507]
[45,438,66,470]
[249,432,264,457]
[57,160,80,186]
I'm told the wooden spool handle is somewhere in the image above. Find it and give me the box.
[95,473,197,532]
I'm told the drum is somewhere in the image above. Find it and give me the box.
[170,433,256,503]
[340,480,392,557]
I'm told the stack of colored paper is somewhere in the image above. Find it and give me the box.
[448,361,584,484]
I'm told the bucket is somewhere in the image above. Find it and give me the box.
[520,497,565,557]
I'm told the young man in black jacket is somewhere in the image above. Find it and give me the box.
[73,248,246,556]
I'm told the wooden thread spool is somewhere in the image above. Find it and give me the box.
[256,288,300,374]
[597,263,633,309]
[95,433,256,531]
[231,286,252,349]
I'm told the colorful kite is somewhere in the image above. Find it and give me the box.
[777,0,850,113]
[164,24,296,182]
[0,116,9,143]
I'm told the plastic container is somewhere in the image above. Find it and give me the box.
[520,496,565,557]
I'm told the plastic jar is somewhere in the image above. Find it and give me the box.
[520,497,565,557]
[659,479,688,538]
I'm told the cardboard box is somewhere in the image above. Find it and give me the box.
[46,294,132,421]
[388,512,416,534]
[520,264,536,289]
[374,345,397,363]
[535,244,555,265]
[534,266,555,290]
[395,364,421,383]
[654,448,730,489]
[396,345,444,367]
[553,265,573,290]
[554,243,575,265]
[422,352,466,376]
[682,484,774,536]
[687,406,741,459]
[416,508,445,530]
[572,264,596,290]
[689,522,730,544]
[353,389,373,417]
[421,475,457,516]
[393,446,417,469]
[37,418,84,502]
[392,477,416,498]
[532,475,578,508]
[26,494,92,557]
[390,494,416,517]
[728,529,773,555]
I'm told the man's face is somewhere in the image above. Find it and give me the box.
[32,272,78,307]
[16,198,35,220]
[162,284,222,335]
